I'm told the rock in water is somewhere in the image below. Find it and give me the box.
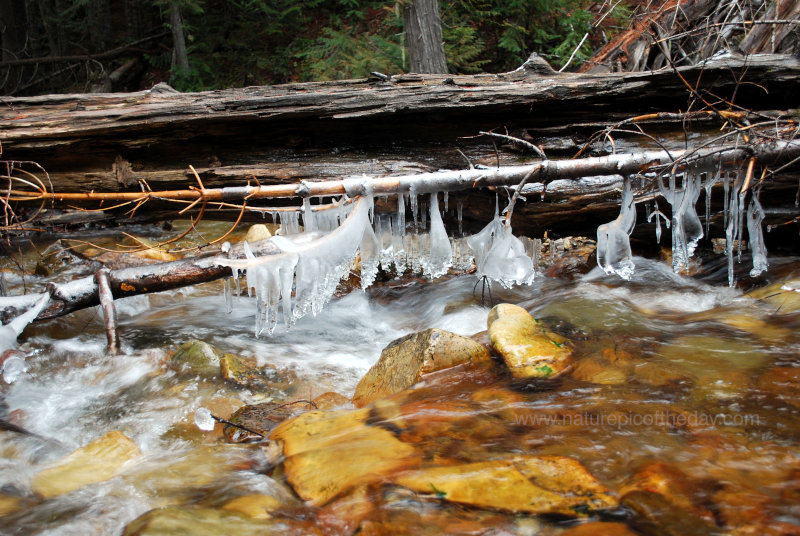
[270,409,417,505]
[122,506,320,535]
[352,328,491,407]
[394,455,617,516]
[487,304,571,379]
[32,430,140,498]
[170,339,221,378]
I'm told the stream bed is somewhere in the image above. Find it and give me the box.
[2,234,800,534]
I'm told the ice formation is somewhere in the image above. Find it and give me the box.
[747,192,768,277]
[467,201,534,288]
[419,193,453,279]
[658,167,703,273]
[216,197,377,336]
[596,175,636,279]
[194,407,216,431]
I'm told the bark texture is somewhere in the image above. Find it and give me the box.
[403,0,448,74]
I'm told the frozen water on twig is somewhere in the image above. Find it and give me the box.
[747,192,768,277]
[597,175,637,279]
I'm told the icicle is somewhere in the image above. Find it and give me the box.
[725,170,744,287]
[443,191,449,212]
[747,192,768,277]
[302,198,315,233]
[360,222,380,288]
[409,186,419,231]
[532,238,541,271]
[647,199,669,244]
[723,173,731,228]
[704,168,720,237]
[457,198,464,236]
[596,175,637,279]
[391,212,407,273]
[657,166,703,273]
[421,193,453,279]
[421,197,428,230]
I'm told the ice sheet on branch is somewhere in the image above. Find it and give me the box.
[467,202,534,289]
[597,175,636,280]
[215,197,376,336]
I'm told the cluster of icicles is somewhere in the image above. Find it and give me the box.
[214,192,537,336]
[597,164,768,284]
[215,162,768,337]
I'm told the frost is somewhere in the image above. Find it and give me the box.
[597,175,637,279]
[747,192,768,277]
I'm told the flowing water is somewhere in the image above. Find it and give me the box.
[2,239,800,533]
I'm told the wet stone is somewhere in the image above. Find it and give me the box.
[353,328,491,407]
[570,355,627,385]
[219,353,298,395]
[170,339,221,378]
[270,408,418,505]
[394,455,617,516]
[487,303,572,379]
[32,430,140,498]
[223,400,314,443]
[311,391,350,410]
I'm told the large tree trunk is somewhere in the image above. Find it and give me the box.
[403,0,448,74]
[168,0,190,76]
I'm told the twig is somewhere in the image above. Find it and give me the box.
[95,268,119,355]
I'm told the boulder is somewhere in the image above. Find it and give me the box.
[487,303,572,379]
[353,328,491,407]
[32,430,140,498]
[312,391,350,410]
[394,455,617,516]
[270,409,417,505]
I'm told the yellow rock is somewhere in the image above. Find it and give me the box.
[221,494,283,519]
[244,224,272,243]
[353,328,491,407]
[746,280,800,314]
[32,430,140,498]
[122,506,320,535]
[312,391,351,410]
[394,455,616,516]
[270,409,417,505]
[487,303,571,379]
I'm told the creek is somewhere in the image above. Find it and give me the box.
[1,224,800,534]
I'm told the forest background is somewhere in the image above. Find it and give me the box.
[0,0,631,95]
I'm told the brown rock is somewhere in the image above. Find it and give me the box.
[571,356,627,385]
[394,455,617,516]
[122,506,321,535]
[487,303,572,379]
[219,353,298,394]
[223,400,314,443]
[353,328,491,407]
[312,391,351,410]
[559,521,639,536]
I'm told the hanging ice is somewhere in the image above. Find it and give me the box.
[647,199,670,244]
[658,167,703,273]
[467,201,533,288]
[725,170,745,287]
[596,175,636,280]
[215,197,374,336]
[747,192,768,277]
[420,193,453,279]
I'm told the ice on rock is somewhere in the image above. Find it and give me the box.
[467,201,533,288]
[597,175,636,279]
[747,192,768,277]
[420,193,453,279]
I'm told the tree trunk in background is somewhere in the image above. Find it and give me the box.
[169,0,190,75]
[403,0,447,74]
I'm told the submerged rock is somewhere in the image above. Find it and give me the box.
[122,506,320,536]
[311,391,350,410]
[270,409,417,505]
[353,328,491,407]
[559,521,639,536]
[756,367,800,409]
[487,303,572,379]
[219,353,298,394]
[571,355,627,385]
[394,455,617,516]
[170,339,221,378]
[223,400,314,443]
[221,494,284,519]
[32,430,140,498]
